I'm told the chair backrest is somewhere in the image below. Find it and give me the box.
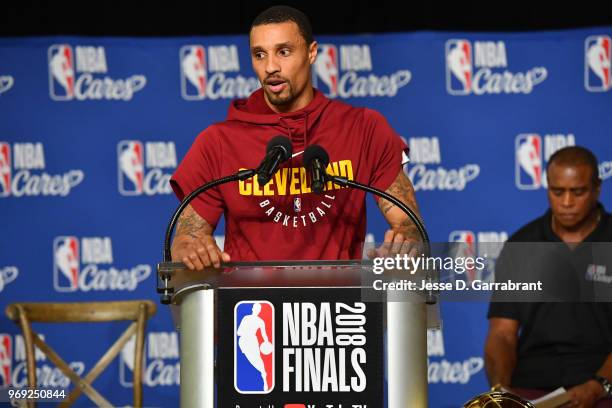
[6,300,157,408]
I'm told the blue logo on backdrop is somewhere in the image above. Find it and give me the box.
[179,44,259,100]
[515,133,576,190]
[234,301,275,394]
[0,142,84,198]
[445,39,548,95]
[313,43,411,98]
[180,45,207,100]
[53,236,151,292]
[48,44,146,101]
[585,35,611,92]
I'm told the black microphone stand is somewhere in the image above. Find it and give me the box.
[157,169,255,304]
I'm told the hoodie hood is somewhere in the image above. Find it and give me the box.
[227,88,332,146]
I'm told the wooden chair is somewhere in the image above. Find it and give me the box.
[5,300,156,408]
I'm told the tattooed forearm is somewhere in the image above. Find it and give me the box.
[399,218,423,241]
[379,171,419,215]
[175,205,213,240]
[379,171,423,239]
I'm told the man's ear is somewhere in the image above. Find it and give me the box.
[595,178,602,197]
[308,41,318,65]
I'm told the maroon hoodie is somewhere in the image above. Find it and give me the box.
[171,88,407,261]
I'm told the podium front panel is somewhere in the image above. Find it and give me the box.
[217,287,384,407]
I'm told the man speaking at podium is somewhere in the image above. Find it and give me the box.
[170,6,422,267]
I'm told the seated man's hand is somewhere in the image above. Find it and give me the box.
[566,380,603,408]
[172,235,230,270]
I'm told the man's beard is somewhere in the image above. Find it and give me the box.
[264,82,295,106]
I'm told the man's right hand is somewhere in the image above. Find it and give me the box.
[172,235,230,270]
[170,204,229,269]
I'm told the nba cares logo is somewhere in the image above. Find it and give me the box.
[446,39,472,95]
[234,301,274,394]
[515,134,543,190]
[313,43,410,98]
[314,44,339,97]
[585,35,611,92]
[117,141,144,195]
[0,334,11,387]
[48,44,75,100]
[180,45,207,100]
[53,236,79,292]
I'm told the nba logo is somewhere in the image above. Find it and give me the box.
[449,230,475,246]
[119,335,137,387]
[515,134,543,190]
[234,301,275,394]
[0,142,11,197]
[314,44,339,97]
[0,334,11,388]
[48,44,75,101]
[294,197,302,213]
[446,39,473,95]
[53,236,80,292]
[180,45,207,100]
[118,140,145,196]
[585,35,611,92]
[449,231,477,280]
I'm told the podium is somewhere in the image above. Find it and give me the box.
[163,260,431,408]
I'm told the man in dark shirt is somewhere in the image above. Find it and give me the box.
[485,146,612,407]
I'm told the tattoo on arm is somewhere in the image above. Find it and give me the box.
[378,171,422,240]
[379,171,418,215]
[397,218,422,242]
[175,205,213,240]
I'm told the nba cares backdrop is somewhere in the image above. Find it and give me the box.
[1,28,612,407]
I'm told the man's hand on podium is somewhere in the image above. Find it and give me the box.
[172,235,230,270]
[367,229,419,259]
[171,204,230,269]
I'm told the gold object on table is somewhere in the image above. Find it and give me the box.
[463,390,536,408]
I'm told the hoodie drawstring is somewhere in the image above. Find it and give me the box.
[278,117,292,140]
[278,115,308,149]
[304,114,308,145]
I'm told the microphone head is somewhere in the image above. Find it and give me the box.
[267,135,293,161]
[304,144,330,169]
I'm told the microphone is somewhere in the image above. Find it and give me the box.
[256,136,293,186]
[304,144,329,194]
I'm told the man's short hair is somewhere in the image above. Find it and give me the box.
[251,5,314,45]
[546,146,601,185]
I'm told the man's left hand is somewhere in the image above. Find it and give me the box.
[367,229,419,258]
